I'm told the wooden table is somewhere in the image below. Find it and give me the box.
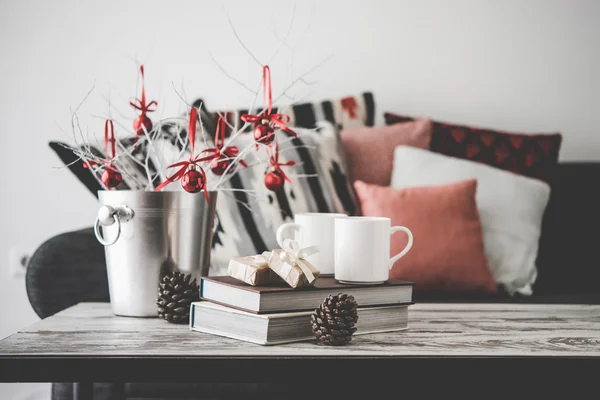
[1,302,599,397]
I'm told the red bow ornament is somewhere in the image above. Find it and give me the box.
[264,143,295,192]
[156,108,210,201]
[84,120,123,189]
[130,65,157,144]
[201,116,248,176]
[241,65,297,146]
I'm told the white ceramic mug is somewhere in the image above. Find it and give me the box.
[334,217,413,284]
[276,213,346,275]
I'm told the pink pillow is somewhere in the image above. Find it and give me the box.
[341,119,432,186]
[354,179,497,293]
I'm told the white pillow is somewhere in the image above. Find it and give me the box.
[391,146,551,295]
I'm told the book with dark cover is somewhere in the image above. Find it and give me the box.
[200,276,414,314]
[190,301,409,345]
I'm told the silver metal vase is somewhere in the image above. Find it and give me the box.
[94,190,218,317]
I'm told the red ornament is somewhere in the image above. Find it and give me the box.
[101,165,123,189]
[84,120,122,190]
[254,121,275,145]
[263,142,295,192]
[264,169,285,192]
[130,65,157,145]
[241,66,297,141]
[210,157,232,176]
[156,108,211,201]
[200,116,248,175]
[181,166,206,194]
[133,114,153,137]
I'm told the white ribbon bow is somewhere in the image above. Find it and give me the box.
[250,254,269,267]
[279,239,319,284]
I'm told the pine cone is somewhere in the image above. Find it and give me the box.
[157,271,199,324]
[311,293,358,346]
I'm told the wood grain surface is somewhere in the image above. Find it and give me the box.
[1,302,599,358]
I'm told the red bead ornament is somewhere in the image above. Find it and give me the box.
[156,108,210,202]
[200,116,247,176]
[181,165,206,194]
[101,165,123,189]
[130,65,157,145]
[133,114,153,137]
[264,169,285,191]
[210,157,232,176]
[84,120,122,190]
[241,66,297,145]
[254,121,275,145]
[264,142,295,192]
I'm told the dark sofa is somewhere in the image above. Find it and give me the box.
[25,162,600,399]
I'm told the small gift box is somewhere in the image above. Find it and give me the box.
[227,254,284,286]
[266,240,321,288]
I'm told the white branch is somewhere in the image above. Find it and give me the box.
[208,50,257,95]
[273,54,333,104]
[224,6,263,67]
[267,3,296,65]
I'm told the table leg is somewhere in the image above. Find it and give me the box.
[73,382,93,400]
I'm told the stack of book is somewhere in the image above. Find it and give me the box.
[190,276,414,345]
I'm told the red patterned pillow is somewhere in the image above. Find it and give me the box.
[384,112,562,183]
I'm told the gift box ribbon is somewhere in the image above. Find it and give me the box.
[275,239,319,284]
[229,254,271,283]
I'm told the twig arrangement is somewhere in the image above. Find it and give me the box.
[59,5,332,197]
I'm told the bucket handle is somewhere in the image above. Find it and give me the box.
[94,205,134,246]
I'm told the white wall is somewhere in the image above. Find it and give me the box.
[1,0,598,398]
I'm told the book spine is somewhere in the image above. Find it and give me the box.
[189,303,195,330]
[199,279,205,297]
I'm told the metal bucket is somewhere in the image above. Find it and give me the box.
[94,190,218,317]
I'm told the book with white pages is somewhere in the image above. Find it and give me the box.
[200,276,414,314]
[190,301,410,345]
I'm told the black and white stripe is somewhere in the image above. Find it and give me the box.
[207,122,358,275]
[208,92,375,136]
[49,93,374,274]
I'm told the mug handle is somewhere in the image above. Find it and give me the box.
[276,222,300,248]
[389,226,413,269]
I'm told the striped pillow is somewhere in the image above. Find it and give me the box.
[140,121,359,275]
[208,122,358,275]
[208,92,375,135]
